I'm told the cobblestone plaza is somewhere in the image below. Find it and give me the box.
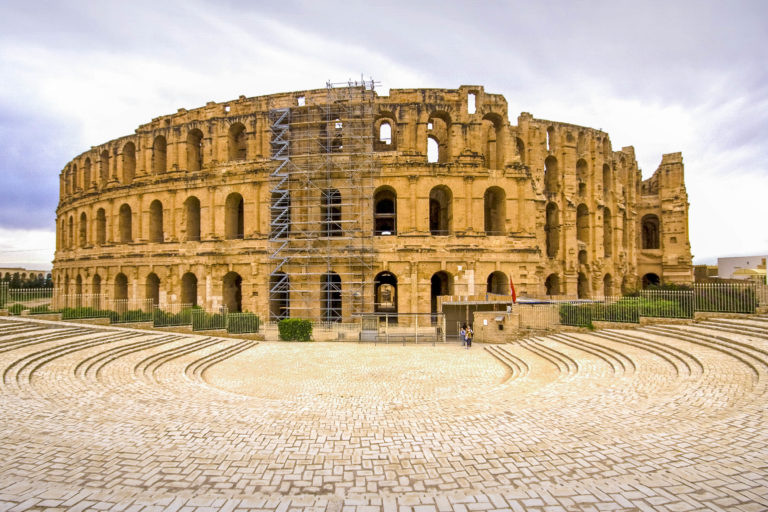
[0,316,766,511]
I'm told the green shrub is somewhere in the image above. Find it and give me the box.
[278,318,312,341]
[8,303,24,315]
[61,307,119,322]
[153,308,195,327]
[695,286,757,314]
[592,299,640,323]
[29,305,51,314]
[191,310,227,331]
[227,313,260,334]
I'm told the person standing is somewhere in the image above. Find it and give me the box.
[466,325,473,349]
[460,323,467,347]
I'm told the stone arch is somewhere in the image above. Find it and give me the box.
[374,114,396,150]
[146,273,160,307]
[225,192,244,239]
[427,112,451,163]
[429,185,452,235]
[92,274,102,309]
[603,163,611,197]
[482,113,504,169]
[100,150,110,183]
[373,186,396,235]
[604,208,613,258]
[79,212,87,248]
[577,131,586,154]
[149,200,164,243]
[515,137,525,165]
[122,142,136,184]
[427,136,439,163]
[544,155,559,195]
[576,158,588,197]
[269,272,289,321]
[187,129,204,171]
[181,272,198,306]
[321,272,342,323]
[119,204,132,243]
[483,186,506,235]
[545,273,560,296]
[603,273,613,297]
[642,273,660,288]
[222,271,242,313]
[184,196,201,241]
[486,271,508,295]
[83,158,92,189]
[152,135,167,174]
[72,163,79,191]
[430,271,453,319]
[545,202,559,258]
[374,271,397,314]
[546,125,555,152]
[578,272,590,299]
[577,204,589,245]
[641,214,660,249]
[321,188,342,237]
[114,273,128,301]
[68,215,74,248]
[228,123,247,161]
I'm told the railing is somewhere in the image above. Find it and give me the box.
[191,307,228,331]
[153,303,195,327]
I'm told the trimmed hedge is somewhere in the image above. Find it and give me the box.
[278,318,312,341]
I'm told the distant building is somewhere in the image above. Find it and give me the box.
[0,267,52,282]
[717,256,767,283]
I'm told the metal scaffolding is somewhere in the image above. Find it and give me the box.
[268,79,378,322]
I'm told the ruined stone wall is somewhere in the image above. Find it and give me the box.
[53,85,692,319]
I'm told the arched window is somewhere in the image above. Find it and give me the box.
[484,187,506,235]
[603,164,611,197]
[427,113,450,163]
[149,200,164,243]
[92,274,102,309]
[270,191,290,239]
[603,274,613,297]
[269,272,289,321]
[181,272,198,306]
[545,274,560,296]
[228,123,247,161]
[184,196,201,241]
[122,142,136,184]
[578,249,588,265]
[516,137,525,165]
[222,272,243,312]
[373,187,396,235]
[576,158,588,183]
[68,215,74,248]
[146,273,160,307]
[374,116,397,151]
[225,193,244,239]
[83,158,92,189]
[152,135,167,173]
[72,164,79,191]
[321,189,342,237]
[100,150,110,183]
[544,156,559,195]
[545,202,559,258]
[546,126,555,152]
[427,136,439,163]
[379,121,392,145]
[578,272,590,299]
[187,129,203,171]
[321,272,342,323]
[374,271,397,315]
[114,273,128,301]
[486,271,508,295]
[429,186,452,235]
[577,204,589,244]
[79,212,87,248]
[604,208,613,258]
[641,214,660,249]
[482,114,504,169]
[430,271,453,321]
[119,204,132,243]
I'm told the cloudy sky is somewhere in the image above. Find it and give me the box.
[1,0,766,269]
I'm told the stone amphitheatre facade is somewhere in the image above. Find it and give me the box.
[53,84,692,321]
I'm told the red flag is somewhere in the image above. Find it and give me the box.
[510,277,517,303]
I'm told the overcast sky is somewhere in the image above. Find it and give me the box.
[1,0,766,269]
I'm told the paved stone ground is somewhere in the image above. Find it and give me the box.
[0,316,767,511]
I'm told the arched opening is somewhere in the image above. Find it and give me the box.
[430,271,453,320]
[604,208,613,258]
[373,186,396,235]
[100,150,110,183]
[484,186,506,235]
[641,214,660,249]
[486,271,508,295]
[92,274,102,309]
[321,272,342,323]
[379,121,392,145]
[429,186,452,235]
[122,142,136,185]
[79,212,87,248]
[545,202,559,258]
[228,123,247,161]
[642,273,660,289]
[187,129,203,171]
[270,191,290,239]
[152,135,167,174]
[603,164,611,197]
[184,196,201,241]
[321,189,342,237]
[149,200,164,243]
[72,164,79,191]
[114,273,128,301]
[222,272,242,313]
[576,159,588,197]
[181,272,198,306]
[578,249,588,265]
[516,137,525,165]
[225,193,244,239]
[119,204,132,243]
[545,274,560,296]
[482,114,504,169]
[576,204,590,244]
[544,156,559,195]
[374,271,397,315]
[146,273,160,307]
[603,274,613,297]
[374,116,397,151]
[546,126,555,152]
[427,136,439,163]
[68,215,74,248]
[577,132,586,154]
[269,272,289,321]
[83,158,92,189]
[578,272,590,299]
[75,275,83,306]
